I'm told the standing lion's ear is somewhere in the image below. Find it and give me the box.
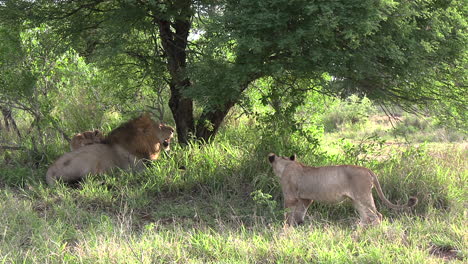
[290,154,296,161]
[268,153,275,163]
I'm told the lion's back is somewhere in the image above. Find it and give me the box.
[46,144,120,185]
[296,165,372,201]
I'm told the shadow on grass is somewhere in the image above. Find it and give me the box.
[0,140,462,235]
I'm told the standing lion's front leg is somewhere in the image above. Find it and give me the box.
[284,198,311,226]
[293,199,312,225]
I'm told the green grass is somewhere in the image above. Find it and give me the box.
[0,119,466,263]
[1,190,465,263]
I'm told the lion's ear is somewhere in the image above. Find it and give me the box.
[140,112,152,122]
[290,154,296,161]
[136,113,154,130]
[268,153,275,163]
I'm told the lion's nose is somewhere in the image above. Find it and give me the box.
[163,141,169,147]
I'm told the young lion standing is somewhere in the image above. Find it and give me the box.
[268,153,417,226]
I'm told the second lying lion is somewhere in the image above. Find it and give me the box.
[47,113,174,186]
[268,153,417,226]
[70,129,104,151]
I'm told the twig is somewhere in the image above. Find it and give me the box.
[0,145,25,150]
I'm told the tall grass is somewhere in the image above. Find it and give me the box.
[0,117,466,263]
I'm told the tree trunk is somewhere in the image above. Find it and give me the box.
[1,106,21,139]
[195,101,235,142]
[1,107,10,131]
[156,4,194,144]
[195,78,257,141]
[154,1,262,143]
[168,80,194,144]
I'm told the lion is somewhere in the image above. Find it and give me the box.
[70,129,104,151]
[46,113,174,186]
[268,153,417,226]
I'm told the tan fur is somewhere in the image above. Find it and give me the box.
[70,129,104,151]
[268,153,417,226]
[46,113,174,186]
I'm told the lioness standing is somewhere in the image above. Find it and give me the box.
[268,153,417,226]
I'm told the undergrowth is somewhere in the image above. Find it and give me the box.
[0,121,466,263]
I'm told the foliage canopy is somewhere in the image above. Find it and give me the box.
[0,0,466,143]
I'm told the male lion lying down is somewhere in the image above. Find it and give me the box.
[268,153,417,226]
[70,129,104,151]
[46,113,174,186]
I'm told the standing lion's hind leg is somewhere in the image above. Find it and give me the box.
[352,195,382,226]
[352,201,380,226]
[352,201,371,226]
[363,193,382,225]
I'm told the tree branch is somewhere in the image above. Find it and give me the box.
[0,145,24,150]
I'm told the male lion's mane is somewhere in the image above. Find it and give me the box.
[102,114,162,160]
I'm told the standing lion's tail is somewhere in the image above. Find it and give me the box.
[369,171,418,209]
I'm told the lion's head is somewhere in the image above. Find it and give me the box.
[70,129,104,151]
[158,123,175,151]
[103,113,174,160]
[268,153,297,177]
